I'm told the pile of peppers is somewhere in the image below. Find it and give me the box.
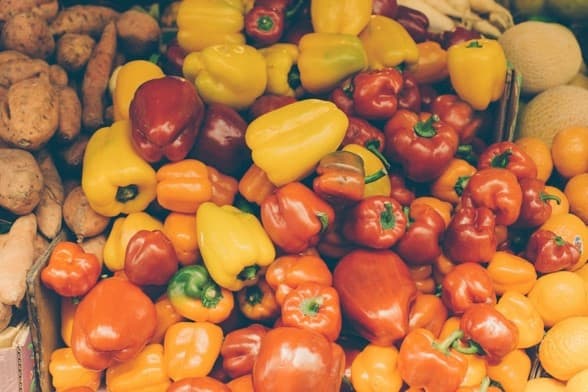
[39,1,587,391]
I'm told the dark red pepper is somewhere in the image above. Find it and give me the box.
[513,177,561,228]
[524,229,581,273]
[440,27,482,50]
[431,94,483,143]
[395,5,429,43]
[398,71,421,113]
[477,141,538,180]
[341,117,387,160]
[372,0,398,18]
[419,84,438,112]
[329,80,356,116]
[388,171,416,207]
[352,68,404,120]
[161,39,187,77]
[245,5,285,47]
[248,94,297,120]
[221,323,269,379]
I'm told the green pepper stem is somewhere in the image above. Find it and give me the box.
[454,175,471,197]
[245,285,264,306]
[457,144,478,166]
[452,338,485,355]
[365,169,387,184]
[413,115,439,138]
[200,282,223,308]
[257,15,275,31]
[238,265,260,281]
[490,150,512,168]
[116,184,139,203]
[380,202,397,230]
[554,235,567,246]
[365,140,391,170]
[467,40,483,48]
[288,65,301,90]
[478,376,491,392]
[316,212,329,234]
[432,329,464,354]
[540,192,561,205]
[300,297,323,316]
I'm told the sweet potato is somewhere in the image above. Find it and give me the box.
[49,64,68,87]
[116,9,160,57]
[0,50,29,65]
[34,150,64,239]
[0,0,58,22]
[0,148,43,215]
[55,86,82,143]
[80,234,106,266]
[57,133,88,170]
[0,303,10,331]
[0,74,59,150]
[0,58,49,88]
[49,5,119,37]
[63,186,110,242]
[56,33,95,72]
[0,214,37,305]
[0,12,55,59]
[33,233,49,260]
[81,21,116,131]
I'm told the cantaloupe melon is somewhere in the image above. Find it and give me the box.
[498,21,582,95]
[516,85,588,147]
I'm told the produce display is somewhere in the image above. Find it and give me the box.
[0,0,587,391]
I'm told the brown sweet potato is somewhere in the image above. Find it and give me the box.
[0,148,43,215]
[116,9,160,57]
[49,64,68,87]
[80,234,105,266]
[0,50,29,65]
[0,0,58,22]
[57,133,88,170]
[56,33,95,72]
[49,5,119,37]
[34,150,63,239]
[55,86,82,143]
[0,303,10,331]
[33,233,49,260]
[63,186,110,242]
[0,58,49,88]
[0,12,55,59]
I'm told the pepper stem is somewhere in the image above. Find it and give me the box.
[316,212,329,234]
[454,175,471,196]
[116,184,138,202]
[380,202,397,230]
[432,329,463,354]
[490,150,512,168]
[554,235,567,246]
[478,376,491,392]
[238,265,260,281]
[365,140,391,170]
[245,285,264,306]
[452,338,485,355]
[467,40,483,48]
[300,297,323,316]
[413,115,439,138]
[200,282,223,308]
[257,15,275,31]
[288,65,301,90]
[365,169,386,184]
[540,192,561,204]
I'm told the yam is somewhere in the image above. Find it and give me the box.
[0,148,43,215]
[63,186,110,242]
[56,33,95,72]
[81,21,117,131]
[0,12,55,59]
[0,0,58,22]
[0,303,10,331]
[55,86,82,143]
[0,74,59,150]
[34,150,63,239]
[0,214,37,306]
[49,5,119,38]
[33,233,49,260]
[0,58,49,88]
[49,64,68,87]
[116,9,160,58]
[80,234,105,266]
[0,50,29,65]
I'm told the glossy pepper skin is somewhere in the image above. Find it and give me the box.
[246,99,348,186]
[310,0,372,36]
[513,177,561,228]
[150,295,185,345]
[524,229,581,273]
[249,94,297,119]
[372,0,398,18]
[441,262,496,315]
[237,279,280,321]
[495,291,544,349]
[441,203,494,263]
[447,39,507,111]
[163,213,199,267]
[408,293,449,338]
[167,377,230,392]
[389,171,416,206]
[406,41,448,84]
[238,164,277,205]
[245,4,285,47]
[105,344,171,392]
[398,71,422,113]
[350,344,403,392]
[486,349,531,392]
[486,251,537,296]
[81,120,157,217]
[431,94,483,143]
[342,143,391,198]
[342,195,407,249]
[312,150,366,207]
[398,203,445,266]
[477,141,538,180]
[129,76,204,163]
[49,347,102,392]
[333,249,417,345]
[41,242,101,297]
[395,5,429,43]
[259,43,303,97]
[260,181,335,253]
[196,202,276,291]
[384,110,459,182]
[430,158,477,205]
[252,326,345,392]
[70,277,157,371]
[352,67,404,120]
[167,264,234,323]
[342,117,386,154]
[221,323,268,379]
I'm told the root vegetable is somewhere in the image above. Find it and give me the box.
[49,64,68,87]
[0,0,59,22]
[398,0,456,32]
[0,303,10,331]
[56,33,95,72]
[0,12,55,59]
[0,148,43,215]
[34,150,64,239]
[116,9,160,58]
[0,50,29,65]
[33,233,49,260]
[57,133,88,169]
[56,86,82,143]
[49,5,119,37]
[80,234,106,266]
[63,186,110,242]
[0,58,49,88]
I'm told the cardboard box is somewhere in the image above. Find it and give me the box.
[0,322,35,392]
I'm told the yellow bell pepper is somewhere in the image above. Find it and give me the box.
[447,38,507,111]
[495,291,544,349]
[259,43,304,97]
[486,349,531,392]
[105,344,171,392]
[359,15,419,70]
[183,43,267,110]
[245,99,348,186]
[196,202,276,291]
[297,32,368,95]
[486,251,537,295]
[49,347,102,392]
[176,0,245,52]
[310,0,373,36]
[60,297,79,347]
[351,344,403,392]
[112,60,165,121]
[342,143,391,198]
[103,212,163,272]
[81,120,157,217]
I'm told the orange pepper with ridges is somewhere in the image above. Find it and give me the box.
[430,158,477,205]
[407,41,449,84]
[105,344,171,392]
[409,265,436,294]
[458,353,488,388]
[438,316,461,341]
[237,278,280,322]
[150,295,186,345]
[163,212,200,267]
[156,159,213,214]
[408,293,448,338]
[486,251,537,295]
[350,344,403,392]
[495,291,544,349]
[486,349,531,392]
[238,164,277,205]
[411,196,453,227]
[208,165,239,206]
[49,347,102,392]
[433,253,456,284]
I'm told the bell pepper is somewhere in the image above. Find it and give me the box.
[459,303,519,364]
[238,164,277,205]
[237,278,280,321]
[397,328,468,392]
[123,229,179,287]
[441,262,496,315]
[150,295,186,345]
[167,377,230,392]
[112,60,166,122]
[317,219,356,259]
[477,141,538,180]
[245,4,285,47]
[342,195,407,249]
[398,70,422,113]
[207,163,240,208]
[197,202,276,291]
[259,43,303,97]
[430,158,477,205]
[495,291,544,349]
[103,212,163,272]
[281,282,342,341]
[406,41,448,84]
[176,0,246,52]
[342,143,391,198]
[351,67,404,120]
[525,229,581,273]
[486,349,531,392]
[265,254,333,305]
[70,277,157,371]
[329,79,356,116]
[246,99,348,186]
[350,344,403,392]
[485,251,537,296]
[333,249,417,345]
[260,181,335,253]
[81,120,157,217]
[372,0,398,17]
[395,202,446,266]
[182,44,267,110]
[249,94,297,119]
[341,117,387,158]
[163,212,199,267]
[226,375,254,392]
[49,347,102,392]
[513,177,561,228]
[310,0,372,36]
[408,293,449,338]
[384,110,459,183]
[395,5,429,43]
[61,297,79,347]
[440,27,482,49]
[460,168,522,226]
[443,206,497,264]
[163,321,224,381]
[438,316,462,341]
[312,150,366,207]
[409,265,436,294]
[457,355,489,390]
[359,15,418,70]
[41,242,101,298]
[167,264,234,323]
[389,171,416,207]
[221,323,268,379]
[105,343,171,392]
[129,76,203,163]
[162,39,188,77]
[447,39,507,111]
[297,33,368,95]
[431,94,483,144]
[252,326,345,392]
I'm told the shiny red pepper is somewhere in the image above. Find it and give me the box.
[513,177,561,228]
[312,150,366,208]
[431,94,483,143]
[245,5,285,47]
[372,0,398,18]
[341,117,386,157]
[329,79,356,116]
[221,323,268,379]
[124,230,179,287]
[389,171,416,206]
[524,229,581,273]
[395,5,429,43]
[248,94,297,120]
[352,67,404,120]
[477,141,538,180]
[398,71,421,113]
[441,262,496,315]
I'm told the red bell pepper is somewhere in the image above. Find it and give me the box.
[439,26,482,49]
[342,195,407,249]
[398,71,421,113]
[408,293,449,338]
[431,94,483,143]
[524,229,581,273]
[329,79,355,116]
[372,0,398,18]
[352,67,404,120]
[341,117,387,161]
[260,181,335,253]
[333,249,417,345]
[221,323,268,379]
[41,241,101,297]
[249,94,297,119]
[389,171,416,206]
[245,5,285,47]
[312,150,366,208]
[443,206,497,264]
[129,76,204,163]
[513,177,561,228]
[441,262,496,315]
[395,5,429,43]
[477,141,538,180]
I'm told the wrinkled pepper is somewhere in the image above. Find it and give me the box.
[443,206,497,264]
[409,265,436,294]
[237,278,280,321]
[150,295,186,345]
[441,262,496,315]
[342,143,391,198]
[495,291,544,349]
[196,202,276,291]
[477,141,538,180]
[341,117,386,156]
[431,94,483,143]
[398,71,422,113]
[221,323,268,379]
[395,5,429,43]
[406,41,448,84]
[246,99,348,186]
[486,349,531,392]
[525,229,581,273]
[513,177,561,228]
[485,251,537,295]
[105,344,171,392]
[49,347,102,392]
[431,158,477,205]
[238,164,277,205]
[310,0,372,36]
[352,67,404,120]
[350,344,403,392]
[259,43,303,97]
[156,159,213,214]
[124,230,179,287]
[163,212,199,267]
[312,150,366,207]
[81,120,157,217]
[408,293,449,338]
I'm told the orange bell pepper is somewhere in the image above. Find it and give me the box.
[406,41,449,84]
[49,347,102,392]
[156,159,213,213]
[350,344,403,392]
[60,297,79,347]
[409,265,436,294]
[486,251,537,295]
[433,253,457,284]
[458,353,488,388]
[167,377,231,391]
[238,164,277,205]
[226,374,254,392]
[208,165,239,206]
[162,212,200,266]
[163,321,224,381]
[150,295,186,345]
[105,344,171,392]
[495,291,544,349]
[237,278,280,321]
[411,196,453,228]
[430,158,477,205]
[457,377,501,392]
[486,349,531,392]
[408,293,448,338]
